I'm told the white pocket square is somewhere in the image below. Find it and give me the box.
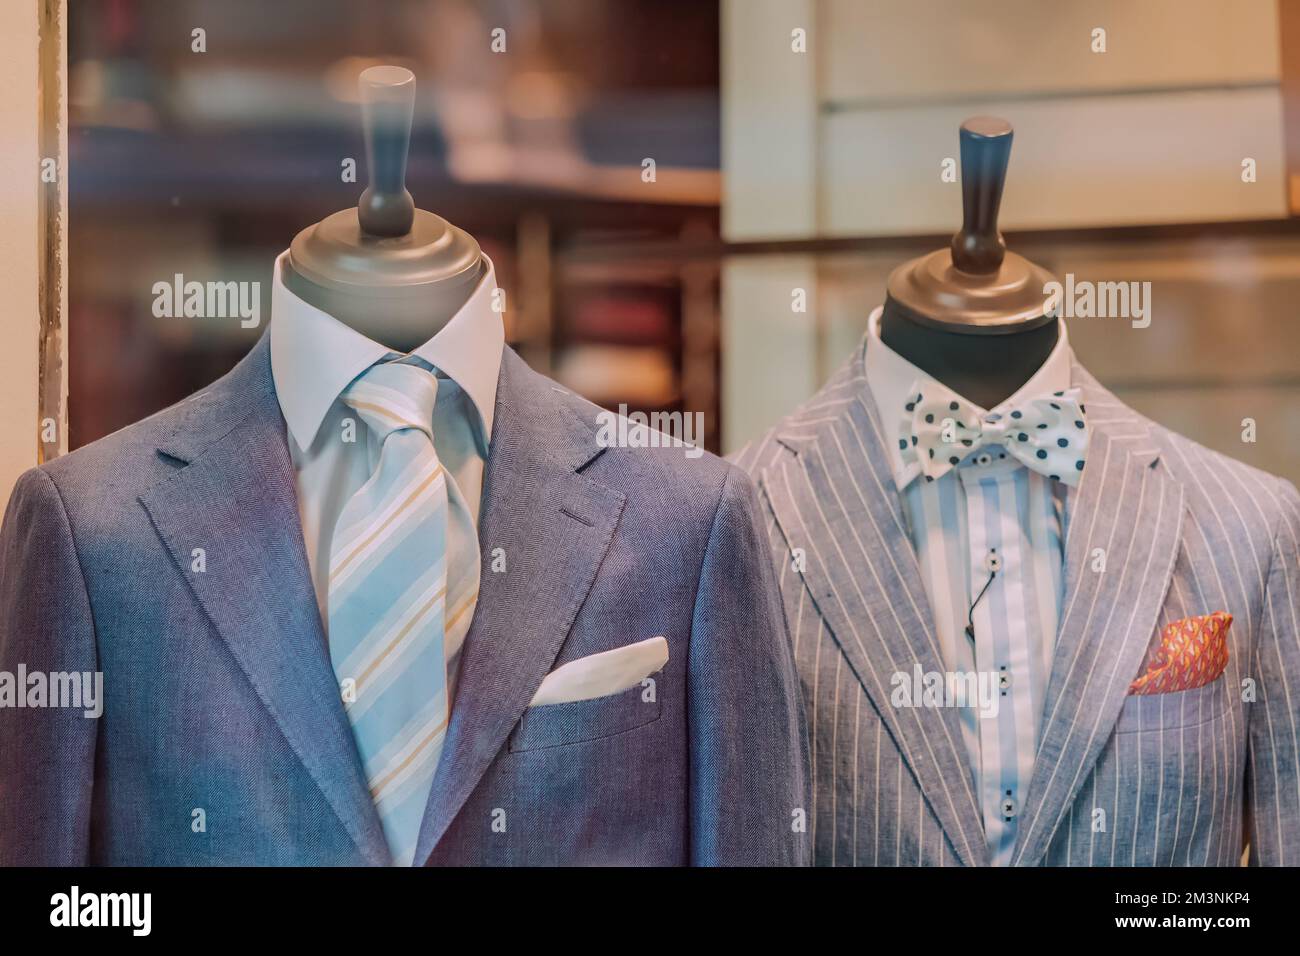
[528,636,669,707]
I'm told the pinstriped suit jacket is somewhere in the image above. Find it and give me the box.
[732,339,1300,866]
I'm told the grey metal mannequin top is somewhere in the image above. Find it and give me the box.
[283,65,484,353]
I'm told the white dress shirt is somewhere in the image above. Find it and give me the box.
[864,305,1073,865]
[269,252,503,667]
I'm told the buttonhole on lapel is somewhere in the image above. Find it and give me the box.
[156,448,188,467]
[560,505,594,527]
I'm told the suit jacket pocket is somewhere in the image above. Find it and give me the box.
[509,679,663,753]
[1115,674,1229,734]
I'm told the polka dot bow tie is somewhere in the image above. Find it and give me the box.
[896,379,1090,488]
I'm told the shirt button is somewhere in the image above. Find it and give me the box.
[975,452,993,466]
[984,550,1002,573]
[999,671,1012,690]
[1002,796,1019,818]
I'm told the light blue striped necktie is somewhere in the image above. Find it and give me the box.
[327,360,475,866]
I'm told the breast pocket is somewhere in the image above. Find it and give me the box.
[1104,673,1242,866]
[508,679,663,753]
[1114,675,1230,734]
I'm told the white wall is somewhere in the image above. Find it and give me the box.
[0,2,41,506]
[719,0,1289,453]
[721,0,818,241]
[723,0,1286,241]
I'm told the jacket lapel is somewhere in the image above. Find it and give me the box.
[138,335,391,865]
[758,350,987,867]
[1011,367,1184,866]
[412,349,626,863]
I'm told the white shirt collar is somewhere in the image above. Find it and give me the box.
[863,305,1074,482]
[270,250,504,452]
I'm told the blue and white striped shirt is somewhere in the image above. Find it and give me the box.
[864,306,1073,865]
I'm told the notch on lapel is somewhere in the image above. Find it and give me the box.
[412,349,626,864]
[1011,376,1185,866]
[138,336,391,865]
[760,374,987,868]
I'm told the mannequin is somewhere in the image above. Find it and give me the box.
[281,65,484,352]
[878,116,1059,410]
[732,115,1300,874]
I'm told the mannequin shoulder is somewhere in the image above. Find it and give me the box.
[550,385,753,517]
[34,369,257,521]
[1146,419,1300,546]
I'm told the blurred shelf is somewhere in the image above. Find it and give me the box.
[70,126,718,208]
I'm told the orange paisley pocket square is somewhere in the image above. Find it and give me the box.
[1127,611,1232,696]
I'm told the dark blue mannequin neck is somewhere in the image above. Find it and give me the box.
[878,298,1061,410]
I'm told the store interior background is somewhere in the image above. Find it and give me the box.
[69,0,1300,484]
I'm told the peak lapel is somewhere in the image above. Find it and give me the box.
[138,336,390,865]
[1011,380,1184,867]
[412,350,626,864]
[760,384,987,868]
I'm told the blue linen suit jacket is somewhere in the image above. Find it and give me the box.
[732,342,1300,866]
[0,334,809,866]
